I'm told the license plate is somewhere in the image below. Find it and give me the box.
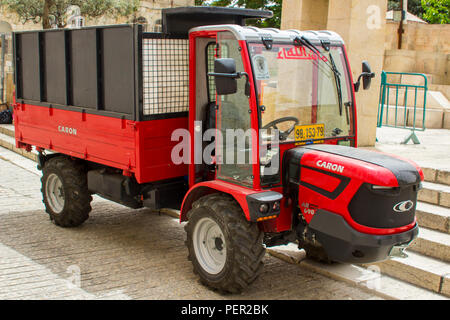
[294,123,325,145]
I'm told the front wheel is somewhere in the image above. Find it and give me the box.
[185,194,265,293]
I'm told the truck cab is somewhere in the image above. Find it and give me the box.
[181,18,420,292]
[187,24,357,203]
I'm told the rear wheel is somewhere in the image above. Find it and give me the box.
[41,156,92,227]
[185,194,265,293]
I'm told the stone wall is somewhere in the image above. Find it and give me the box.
[384,49,450,85]
[384,21,450,85]
[281,0,329,31]
[385,21,450,54]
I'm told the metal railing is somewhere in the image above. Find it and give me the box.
[377,71,428,144]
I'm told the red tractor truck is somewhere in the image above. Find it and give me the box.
[12,7,422,293]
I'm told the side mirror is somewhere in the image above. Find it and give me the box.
[208,58,251,97]
[354,60,376,92]
[212,58,238,95]
[362,61,375,90]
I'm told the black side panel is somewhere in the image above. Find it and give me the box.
[304,144,421,185]
[17,33,40,101]
[44,32,67,105]
[71,29,98,109]
[13,25,140,120]
[102,27,134,115]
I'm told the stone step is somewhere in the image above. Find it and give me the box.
[0,131,37,162]
[421,167,450,186]
[0,124,14,138]
[385,88,449,110]
[365,251,450,296]
[410,227,450,262]
[429,84,450,101]
[380,103,445,129]
[416,202,450,234]
[419,181,450,208]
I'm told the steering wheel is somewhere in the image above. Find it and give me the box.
[262,117,299,141]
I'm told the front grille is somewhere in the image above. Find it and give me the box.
[348,183,417,229]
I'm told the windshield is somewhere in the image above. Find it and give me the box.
[249,43,354,143]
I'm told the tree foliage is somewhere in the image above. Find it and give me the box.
[388,0,425,18]
[388,0,449,23]
[0,0,140,28]
[421,0,449,24]
[195,0,281,28]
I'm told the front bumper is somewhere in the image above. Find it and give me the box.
[308,210,419,264]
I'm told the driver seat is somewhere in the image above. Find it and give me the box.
[204,101,216,131]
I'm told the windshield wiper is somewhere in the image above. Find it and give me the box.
[294,37,338,76]
[318,39,343,117]
[294,36,343,116]
[328,51,343,116]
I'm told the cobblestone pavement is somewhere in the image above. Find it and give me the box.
[0,147,382,300]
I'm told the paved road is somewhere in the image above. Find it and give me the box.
[0,146,382,300]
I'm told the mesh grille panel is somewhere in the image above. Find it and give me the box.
[206,42,216,101]
[142,38,189,115]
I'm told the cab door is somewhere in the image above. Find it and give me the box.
[214,31,255,188]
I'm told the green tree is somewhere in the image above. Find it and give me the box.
[195,0,282,28]
[1,0,140,29]
[421,0,449,24]
[388,0,425,19]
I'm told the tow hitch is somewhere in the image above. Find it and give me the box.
[389,243,410,259]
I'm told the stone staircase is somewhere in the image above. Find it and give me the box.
[363,167,450,298]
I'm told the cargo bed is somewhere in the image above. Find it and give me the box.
[13,24,189,183]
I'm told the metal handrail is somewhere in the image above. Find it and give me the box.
[377,71,428,144]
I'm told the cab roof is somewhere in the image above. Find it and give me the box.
[189,24,345,46]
